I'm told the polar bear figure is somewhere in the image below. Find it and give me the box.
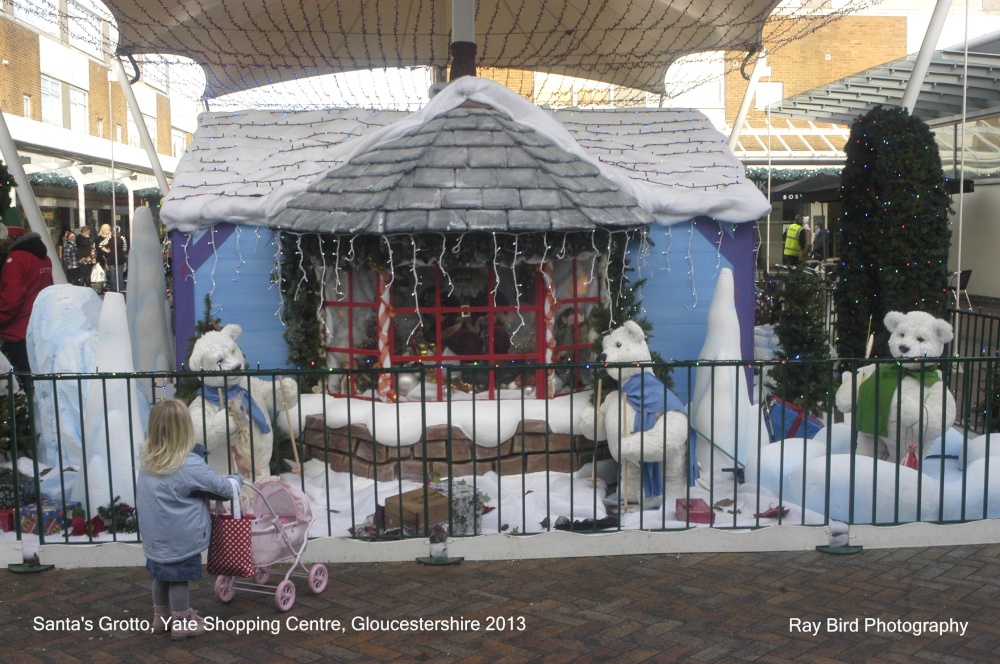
[187,323,298,480]
[577,321,691,505]
[835,311,956,462]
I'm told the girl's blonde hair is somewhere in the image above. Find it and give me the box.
[141,399,195,475]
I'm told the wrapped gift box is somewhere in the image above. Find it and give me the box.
[384,487,450,533]
[0,508,13,532]
[384,483,484,534]
[676,498,714,524]
[19,500,80,535]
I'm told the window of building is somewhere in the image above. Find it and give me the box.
[14,0,57,35]
[127,112,158,149]
[23,95,31,118]
[97,118,103,138]
[68,2,104,58]
[171,128,188,158]
[69,87,88,133]
[116,124,122,142]
[41,77,62,126]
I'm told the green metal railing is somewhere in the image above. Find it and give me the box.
[1,352,998,549]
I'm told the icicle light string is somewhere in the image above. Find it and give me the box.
[714,224,724,278]
[233,225,244,282]
[317,236,330,340]
[662,224,674,272]
[588,230,599,289]
[490,233,501,303]
[208,225,219,302]
[182,233,195,283]
[332,236,345,300]
[273,235,285,320]
[406,235,422,347]
[294,233,309,301]
[613,231,626,319]
[510,234,526,338]
[381,235,395,292]
[438,233,455,298]
[686,224,698,310]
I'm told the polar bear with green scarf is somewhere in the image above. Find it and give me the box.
[835,311,956,463]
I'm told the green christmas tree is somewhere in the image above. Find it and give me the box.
[177,294,222,403]
[772,267,832,414]
[835,106,952,359]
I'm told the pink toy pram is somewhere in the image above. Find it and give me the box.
[214,477,328,611]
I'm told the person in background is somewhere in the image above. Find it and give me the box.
[97,223,127,293]
[61,229,80,285]
[76,225,94,288]
[782,214,809,266]
[136,399,243,640]
[0,232,54,372]
[811,221,829,261]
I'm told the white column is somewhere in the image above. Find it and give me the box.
[112,59,169,193]
[452,0,475,43]
[900,0,953,113]
[67,165,88,228]
[728,52,768,152]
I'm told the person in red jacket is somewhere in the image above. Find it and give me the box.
[0,232,54,372]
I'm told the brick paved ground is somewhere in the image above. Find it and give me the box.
[1,544,998,662]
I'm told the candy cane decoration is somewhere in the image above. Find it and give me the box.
[542,262,556,398]
[376,269,396,402]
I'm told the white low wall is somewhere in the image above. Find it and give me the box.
[7,520,1000,569]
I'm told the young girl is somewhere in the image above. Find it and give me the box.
[137,399,243,640]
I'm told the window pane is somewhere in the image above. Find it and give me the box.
[68,2,104,58]
[41,77,61,126]
[15,0,57,35]
[69,88,88,133]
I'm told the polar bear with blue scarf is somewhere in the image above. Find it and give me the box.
[577,321,695,507]
[187,323,298,480]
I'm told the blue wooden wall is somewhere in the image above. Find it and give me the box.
[638,219,756,401]
[172,224,290,370]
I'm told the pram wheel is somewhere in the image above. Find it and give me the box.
[254,567,271,584]
[275,579,296,611]
[215,576,236,603]
[308,564,328,594]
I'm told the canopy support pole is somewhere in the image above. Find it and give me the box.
[900,0,953,113]
[112,58,169,194]
[729,51,767,152]
[0,111,67,284]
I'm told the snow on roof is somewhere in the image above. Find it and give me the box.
[161,77,769,233]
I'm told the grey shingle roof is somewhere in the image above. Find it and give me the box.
[270,103,653,234]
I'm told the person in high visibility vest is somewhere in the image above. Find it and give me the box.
[783,214,809,266]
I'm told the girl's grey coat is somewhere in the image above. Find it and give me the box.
[137,452,242,564]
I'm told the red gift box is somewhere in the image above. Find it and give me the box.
[19,500,79,535]
[676,498,714,524]
[0,508,13,532]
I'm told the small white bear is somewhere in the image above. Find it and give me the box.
[577,321,691,505]
[187,323,298,480]
[835,311,956,462]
